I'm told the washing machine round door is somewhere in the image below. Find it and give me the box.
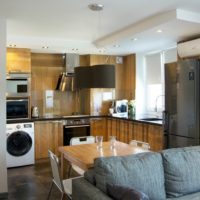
[7,131,32,156]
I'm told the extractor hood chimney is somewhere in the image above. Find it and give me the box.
[56,53,79,91]
[65,53,79,73]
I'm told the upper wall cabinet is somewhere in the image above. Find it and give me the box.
[7,48,31,73]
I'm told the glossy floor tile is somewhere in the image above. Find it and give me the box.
[7,159,70,200]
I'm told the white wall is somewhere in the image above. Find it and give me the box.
[135,53,146,116]
[0,18,8,195]
[164,48,177,63]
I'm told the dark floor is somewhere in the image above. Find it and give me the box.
[7,159,69,200]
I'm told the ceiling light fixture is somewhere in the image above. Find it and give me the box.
[98,48,106,53]
[88,3,104,11]
[131,38,138,41]
[157,29,163,33]
[42,46,49,49]
[9,44,16,48]
[113,44,120,48]
[72,48,79,51]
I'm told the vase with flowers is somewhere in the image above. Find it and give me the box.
[128,100,136,118]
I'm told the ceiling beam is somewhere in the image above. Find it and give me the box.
[93,9,200,48]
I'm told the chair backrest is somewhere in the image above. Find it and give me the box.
[48,150,64,192]
[70,136,95,146]
[129,140,150,150]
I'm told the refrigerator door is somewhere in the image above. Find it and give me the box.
[176,59,200,139]
[165,60,200,148]
[165,62,177,132]
[165,62,177,147]
[169,135,198,148]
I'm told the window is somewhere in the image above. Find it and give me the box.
[136,48,177,117]
[145,52,164,114]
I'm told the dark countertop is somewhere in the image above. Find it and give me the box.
[7,114,163,126]
[107,116,163,126]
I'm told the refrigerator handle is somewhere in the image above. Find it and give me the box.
[162,111,169,131]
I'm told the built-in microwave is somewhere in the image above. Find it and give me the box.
[6,73,30,97]
[6,97,30,120]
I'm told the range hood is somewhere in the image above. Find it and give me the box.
[56,53,79,91]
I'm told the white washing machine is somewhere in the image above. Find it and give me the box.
[6,122,35,168]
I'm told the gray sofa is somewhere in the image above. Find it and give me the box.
[72,146,200,200]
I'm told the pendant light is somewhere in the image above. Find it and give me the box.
[74,3,115,89]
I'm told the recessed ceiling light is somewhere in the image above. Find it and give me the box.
[131,38,138,41]
[88,3,104,11]
[98,49,106,53]
[72,48,79,51]
[42,46,49,49]
[113,44,120,48]
[192,46,197,50]
[9,44,16,48]
[157,29,163,33]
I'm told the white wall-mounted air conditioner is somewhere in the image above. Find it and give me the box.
[177,38,200,58]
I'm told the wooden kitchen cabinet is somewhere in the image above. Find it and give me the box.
[90,118,107,141]
[131,122,144,142]
[107,118,129,143]
[106,118,164,151]
[34,120,63,159]
[6,48,31,73]
[107,119,144,144]
[117,120,129,143]
[144,124,164,151]
[107,118,118,139]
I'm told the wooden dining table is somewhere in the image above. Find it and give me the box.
[59,141,149,178]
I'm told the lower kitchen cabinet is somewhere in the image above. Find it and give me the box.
[34,120,63,159]
[106,118,164,151]
[90,118,107,141]
[144,124,164,151]
[107,118,119,139]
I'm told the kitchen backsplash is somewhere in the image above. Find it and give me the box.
[31,90,77,117]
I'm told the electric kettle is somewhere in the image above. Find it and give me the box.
[32,106,39,117]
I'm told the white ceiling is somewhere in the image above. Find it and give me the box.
[0,0,200,55]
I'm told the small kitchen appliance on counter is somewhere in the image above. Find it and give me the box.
[31,106,39,118]
[112,100,128,118]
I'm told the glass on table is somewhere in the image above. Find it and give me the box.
[96,136,103,150]
[110,135,116,150]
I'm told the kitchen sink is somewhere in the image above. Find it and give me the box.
[140,118,162,121]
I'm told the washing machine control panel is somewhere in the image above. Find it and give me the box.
[24,124,32,128]
[16,124,21,129]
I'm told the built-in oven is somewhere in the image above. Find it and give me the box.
[63,117,90,146]
[6,97,30,120]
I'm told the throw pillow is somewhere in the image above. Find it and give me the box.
[107,183,149,200]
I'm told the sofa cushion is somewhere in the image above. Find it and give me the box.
[72,177,112,200]
[162,146,200,198]
[94,152,166,200]
[84,168,96,185]
[167,191,200,200]
[107,183,149,200]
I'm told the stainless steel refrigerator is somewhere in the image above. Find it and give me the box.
[164,59,200,148]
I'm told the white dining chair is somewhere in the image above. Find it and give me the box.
[47,150,81,200]
[68,136,95,177]
[129,140,150,150]
[70,136,95,146]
